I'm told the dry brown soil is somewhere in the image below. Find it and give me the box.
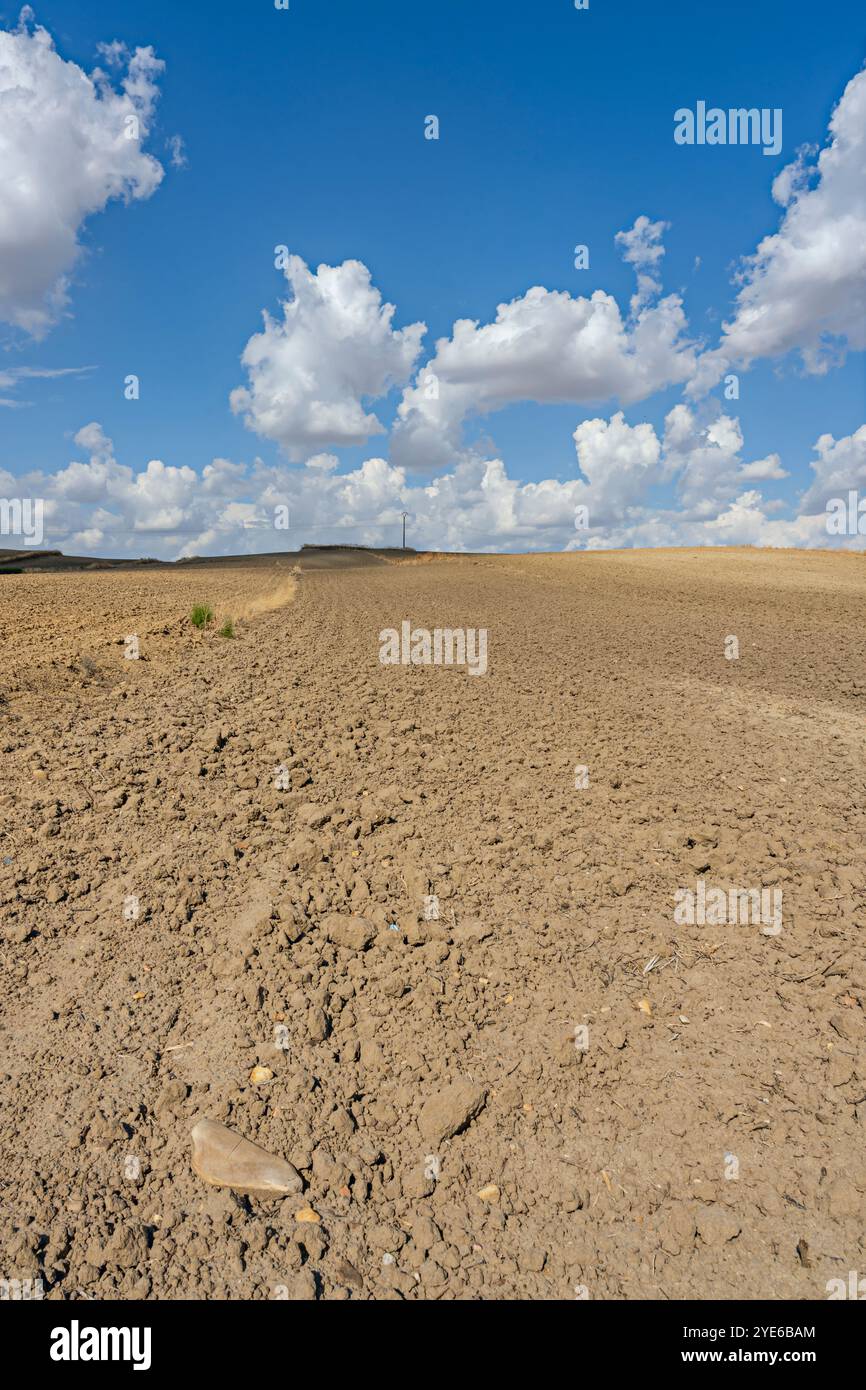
[1,547,864,1300]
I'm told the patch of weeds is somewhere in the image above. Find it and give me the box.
[190,604,213,630]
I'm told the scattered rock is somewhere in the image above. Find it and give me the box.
[418,1078,487,1145]
[333,1259,364,1290]
[827,1052,855,1086]
[190,1119,303,1198]
[307,1005,330,1042]
[322,913,375,951]
[294,1207,321,1224]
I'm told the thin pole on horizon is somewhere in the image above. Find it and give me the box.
[401,512,409,550]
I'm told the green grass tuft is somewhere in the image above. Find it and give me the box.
[190,604,213,630]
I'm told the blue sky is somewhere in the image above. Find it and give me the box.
[1,0,864,554]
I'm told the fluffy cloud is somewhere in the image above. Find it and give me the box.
[38,425,197,544]
[0,9,167,338]
[799,424,866,511]
[10,416,862,561]
[391,218,696,471]
[662,406,760,514]
[738,454,787,481]
[225,64,864,477]
[565,414,866,549]
[19,438,593,558]
[230,254,426,459]
[690,63,866,392]
[614,215,670,313]
[570,404,797,534]
[571,411,666,525]
[574,491,831,552]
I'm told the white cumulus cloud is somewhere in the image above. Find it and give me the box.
[391,218,696,472]
[571,411,666,525]
[615,214,670,313]
[690,62,866,393]
[230,254,426,459]
[13,416,862,562]
[799,423,866,511]
[0,9,167,338]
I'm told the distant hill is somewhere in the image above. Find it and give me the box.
[0,548,164,572]
[0,544,419,573]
